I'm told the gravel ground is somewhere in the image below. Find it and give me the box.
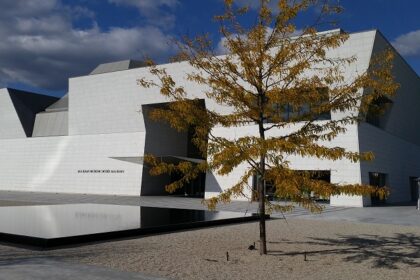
[0,218,419,280]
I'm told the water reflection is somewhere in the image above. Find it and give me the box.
[0,204,249,240]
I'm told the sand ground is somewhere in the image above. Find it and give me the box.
[0,218,419,280]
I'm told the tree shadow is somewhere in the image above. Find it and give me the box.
[0,249,97,267]
[0,241,147,267]
[268,233,420,269]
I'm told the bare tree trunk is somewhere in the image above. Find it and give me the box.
[258,157,267,255]
[258,118,267,255]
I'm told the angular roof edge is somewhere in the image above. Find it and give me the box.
[89,60,146,75]
[45,93,68,112]
[374,30,420,80]
[66,29,418,80]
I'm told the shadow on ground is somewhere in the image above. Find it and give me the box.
[0,251,94,267]
[268,233,420,269]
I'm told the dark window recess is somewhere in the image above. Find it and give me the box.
[369,172,388,205]
[267,87,331,123]
[252,170,330,201]
[365,95,393,128]
[187,125,205,159]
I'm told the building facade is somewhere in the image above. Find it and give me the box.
[0,30,419,207]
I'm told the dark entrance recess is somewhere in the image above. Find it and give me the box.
[369,172,388,205]
[252,170,331,202]
[170,171,206,198]
[409,177,419,203]
[166,119,207,198]
[141,100,208,198]
[170,121,207,198]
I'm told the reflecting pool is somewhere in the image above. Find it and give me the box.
[0,204,259,248]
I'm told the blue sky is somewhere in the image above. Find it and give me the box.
[1,0,419,97]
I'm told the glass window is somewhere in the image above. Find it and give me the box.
[252,170,331,201]
[266,87,331,123]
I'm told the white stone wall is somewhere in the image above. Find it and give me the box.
[204,30,420,207]
[351,31,420,205]
[68,31,378,138]
[359,123,420,204]
[33,111,68,137]
[0,132,145,196]
[370,32,420,146]
[205,124,363,205]
[203,31,378,206]
[68,61,219,136]
[1,30,418,207]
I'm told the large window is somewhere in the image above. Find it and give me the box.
[252,170,331,201]
[267,87,331,123]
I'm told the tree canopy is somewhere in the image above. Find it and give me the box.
[139,0,399,254]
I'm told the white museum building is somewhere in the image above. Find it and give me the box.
[0,29,419,207]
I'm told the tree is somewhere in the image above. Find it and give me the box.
[139,0,398,255]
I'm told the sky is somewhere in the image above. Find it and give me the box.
[0,0,419,97]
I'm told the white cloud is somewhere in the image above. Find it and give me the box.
[0,0,177,90]
[0,0,58,16]
[392,29,420,57]
[215,36,231,55]
[108,0,179,28]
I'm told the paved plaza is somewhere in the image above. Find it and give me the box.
[0,191,419,279]
[0,258,166,280]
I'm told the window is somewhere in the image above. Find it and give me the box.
[252,170,331,201]
[365,95,393,128]
[369,172,388,205]
[266,87,331,123]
